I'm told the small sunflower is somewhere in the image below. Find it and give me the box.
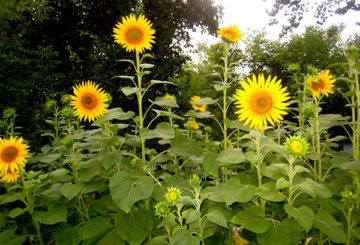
[0,136,29,175]
[227,140,234,149]
[113,14,155,53]
[284,135,309,159]
[165,93,175,101]
[1,168,19,183]
[308,70,336,98]
[70,81,109,122]
[234,74,290,131]
[154,202,170,218]
[190,96,207,112]
[217,25,243,43]
[188,120,199,130]
[165,186,181,204]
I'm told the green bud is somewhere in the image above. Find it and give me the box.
[2,108,16,119]
[346,45,360,63]
[46,100,57,111]
[341,189,358,208]
[149,149,157,156]
[62,137,74,149]
[61,107,74,120]
[155,202,170,218]
[61,94,72,105]
[165,187,181,204]
[204,126,212,134]
[306,65,319,76]
[287,63,300,73]
[0,120,8,132]
[189,174,200,186]
[105,93,113,105]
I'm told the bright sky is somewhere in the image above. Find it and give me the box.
[187,0,360,58]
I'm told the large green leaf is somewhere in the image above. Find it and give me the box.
[255,183,286,202]
[223,178,256,205]
[55,224,83,245]
[231,206,271,233]
[206,209,228,228]
[170,229,200,245]
[109,171,154,213]
[257,219,301,245]
[33,204,67,225]
[153,97,178,108]
[284,204,314,233]
[61,182,83,200]
[170,132,203,158]
[82,216,113,245]
[0,229,26,245]
[79,159,102,182]
[115,209,153,245]
[299,178,332,199]
[217,148,246,165]
[201,152,219,177]
[140,122,175,139]
[314,209,346,243]
[0,192,25,205]
[97,151,123,170]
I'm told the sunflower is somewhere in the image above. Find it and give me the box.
[190,96,207,112]
[0,136,29,175]
[113,14,155,53]
[1,168,19,183]
[188,120,199,130]
[234,74,290,131]
[165,186,181,204]
[308,70,336,98]
[284,135,309,159]
[70,81,109,122]
[165,93,175,101]
[217,25,243,43]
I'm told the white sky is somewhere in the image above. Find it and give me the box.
[186,0,360,59]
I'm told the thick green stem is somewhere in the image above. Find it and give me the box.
[256,130,266,215]
[314,101,322,181]
[287,157,295,205]
[346,208,353,245]
[354,71,360,160]
[222,42,230,182]
[136,51,146,162]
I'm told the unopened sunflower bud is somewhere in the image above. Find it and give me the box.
[155,202,170,218]
[62,137,74,149]
[189,174,200,186]
[165,187,181,204]
[3,108,16,119]
[46,100,57,111]
[61,107,74,120]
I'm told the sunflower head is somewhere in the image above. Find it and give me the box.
[113,14,155,53]
[0,136,29,175]
[284,135,309,159]
[307,70,336,98]
[154,202,170,218]
[70,81,109,122]
[165,186,181,204]
[217,25,243,43]
[165,93,175,101]
[188,120,199,130]
[233,74,290,131]
[3,108,16,120]
[190,96,207,112]
[1,168,20,183]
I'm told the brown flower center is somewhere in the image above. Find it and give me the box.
[81,93,98,109]
[125,27,144,44]
[310,78,325,91]
[1,146,18,163]
[251,92,273,114]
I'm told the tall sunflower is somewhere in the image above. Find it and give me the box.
[113,14,155,53]
[0,136,29,175]
[234,74,290,131]
[190,96,207,112]
[70,81,109,122]
[308,70,336,98]
[1,168,19,183]
[217,25,243,43]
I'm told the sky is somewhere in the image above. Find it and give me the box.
[186,0,360,59]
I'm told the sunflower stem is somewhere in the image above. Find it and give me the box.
[222,42,230,182]
[314,98,322,181]
[136,51,146,163]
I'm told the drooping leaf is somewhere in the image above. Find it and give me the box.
[170,229,200,245]
[284,204,314,233]
[33,204,67,225]
[231,206,271,233]
[206,209,228,228]
[217,148,245,165]
[223,178,256,205]
[313,209,346,243]
[257,218,301,245]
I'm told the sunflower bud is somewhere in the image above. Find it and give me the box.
[0,120,8,132]
[61,107,74,121]
[46,100,57,111]
[284,135,309,159]
[165,187,181,205]
[288,63,300,73]
[155,202,170,218]
[2,108,16,120]
[189,174,200,187]
[62,137,74,149]
[61,94,72,105]
[204,126,212,134]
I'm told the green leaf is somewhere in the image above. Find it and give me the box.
[8,208,26,219]
[314,209,346,243]
[98,108,135,121]
[0,229,26,245]
[153,109,184,120]
[201,152,219,177]
[121,86,143,96]
[33,204,67,225]
[284,204,314,233]
[217,148,245,165]
[184,111,213,118]
[0,213,8,229]
[109,171,154,213]
[257,219,301,245]
[256,183,286,202]
[55,224,83,245]
[140,122,175,139]
[153,97,178,108]
[262,164,288,180]
[115,209,153,245]
[170,229,200,245]
[38,183,62,199]
[170,132,203,158]
[150,80,176,86]
[140,63,154,69]
[61,182,83,200]
[231,206,271,233]
[275,177,290,190]
[193,97,217,105]
[98,151,123,170]
[79,159,102,182]
[299,178,332,199]
[223,178,256,205]
[97,229,125,245]
[150,236,168,245]
[83,216,113,245]
[183,209,201,224]
[206,210,228,228]
[213,84,230,91]
[0,192,25,205]
[49,168,70,178]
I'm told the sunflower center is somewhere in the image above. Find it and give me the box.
[251,92,273,114]
[290,140,304,153]
[169,192,177,200]
[224,31,233,39]
[81,93,98,110]
[1,146,18,163]
[125,28,143,44]
[310,78,325,91]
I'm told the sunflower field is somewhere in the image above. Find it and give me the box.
[1,7,360,245]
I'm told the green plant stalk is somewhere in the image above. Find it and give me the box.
[20,171,44,245]
[54,107,59,142]
[136,51,146,162]
[222,42,230,182]
[256,130,266,215]
[287,157,295,205]
[346,208,353,245]
[314,99,322,181]
[354,70,360,160]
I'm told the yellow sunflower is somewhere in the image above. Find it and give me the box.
[113,14,155,53]
[70,81,109,122]
[165,93,175,101]
[234,74,290,131]
[1,168,20,183]
[190,96,207,112]
[188,120,199,130]
[308,70,336,98]
[284,135,309,159]
[0,136,29,175]
[217,25,243,43]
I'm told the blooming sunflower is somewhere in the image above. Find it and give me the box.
[0,136,29,175]
[1,168,19,183]
[70,81,109,122]
[190,96,207,112]
[234,74,290,131]
[188,120,199,130]
[307,70,336,98]
[285,135,309,159]
[217,25,243,43]
[165,93,175,101]
[113,14,155,53]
